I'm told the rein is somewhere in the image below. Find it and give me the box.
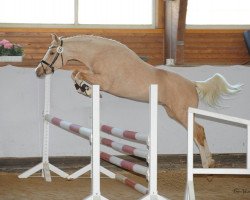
[40,39,64,74]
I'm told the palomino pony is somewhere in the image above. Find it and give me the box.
[36,34,241,168]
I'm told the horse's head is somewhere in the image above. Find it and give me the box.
[35,34,64,77]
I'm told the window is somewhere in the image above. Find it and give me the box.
[186,0,250,26]
[0,0,155,27]
[78,0,153,25]
[0,0,74,24]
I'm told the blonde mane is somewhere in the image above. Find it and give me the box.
[63,35,127,48]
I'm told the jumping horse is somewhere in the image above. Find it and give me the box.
[36,34,241,168]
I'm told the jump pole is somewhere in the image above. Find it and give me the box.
[101,125,148,144]
[18,74,69,181]
[44,115,148,159]
[44,114,147,179]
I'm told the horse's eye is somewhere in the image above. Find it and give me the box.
[50,51,55,55]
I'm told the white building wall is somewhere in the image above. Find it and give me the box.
[0,65,249,157]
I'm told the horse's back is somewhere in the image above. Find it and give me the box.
[90,36,199,115]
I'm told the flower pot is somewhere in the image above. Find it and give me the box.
[0,56,23,62]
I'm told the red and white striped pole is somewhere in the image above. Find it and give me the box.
[101,125,148,144]
[45,115,148,159]
[100,152,148,176]
[101,138,148,159]
[115,173,148,195]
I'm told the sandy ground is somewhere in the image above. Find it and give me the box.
[0,170,250,200]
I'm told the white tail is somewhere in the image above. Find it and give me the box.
[195,73,242,107]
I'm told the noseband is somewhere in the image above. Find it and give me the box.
[40,39,64,74]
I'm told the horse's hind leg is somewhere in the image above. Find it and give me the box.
[193,122,215,168]
[164,105,215,168]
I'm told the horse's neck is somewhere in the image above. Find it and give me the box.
[64,36,99,66]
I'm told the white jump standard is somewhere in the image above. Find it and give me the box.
[185,107,250,200]
[97,85,168,199]
[18,74,69,181]
[46,84,168,199]
[19,75,168,199]
[85,85,107,199]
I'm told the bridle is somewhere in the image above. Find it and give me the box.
[40,39,64,74]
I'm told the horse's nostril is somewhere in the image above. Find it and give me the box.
[35,68,43,77]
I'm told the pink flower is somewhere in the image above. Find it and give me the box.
[0,39,10,45]
[4,42,13,49]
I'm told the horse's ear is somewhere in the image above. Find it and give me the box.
[51,34,60,44]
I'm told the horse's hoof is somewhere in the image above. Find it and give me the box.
[202,158,215,168]
[208,158,215,168]
[206,157,215,182]
[76,88,92,98]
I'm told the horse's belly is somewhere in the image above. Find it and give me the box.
[102,64,158,102]
[107,77,151,102]
[110,86,150,102]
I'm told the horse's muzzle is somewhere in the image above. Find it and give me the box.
[35,66,45,77]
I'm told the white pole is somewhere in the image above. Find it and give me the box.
[84,85,108,200]
[92,85,101,196]
[187,110,194,182]
[189,107,249,125]
[42,74,51,162]
[185,109,196,200]
[148,84,158,194]
[42,74,52,181]
[247,123,250,170]
[74,0,79,25]
[140,84,168,200]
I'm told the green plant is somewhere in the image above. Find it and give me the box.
[0,39,23,56]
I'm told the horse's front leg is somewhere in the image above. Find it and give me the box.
[71,70,107,97]
[71,69,93,97]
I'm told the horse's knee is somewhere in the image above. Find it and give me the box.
[71,70,79,80]
[194,123,206,146]
[75,71,84,80]
[163,106,175,119]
